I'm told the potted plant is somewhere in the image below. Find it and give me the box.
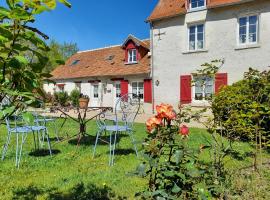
[79,94,89,109]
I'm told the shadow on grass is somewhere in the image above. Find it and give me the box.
[29,149,61,157]
[109,148,136,156]
[227,149,254,161]
[68,134,128,147]
[12,182,127,200]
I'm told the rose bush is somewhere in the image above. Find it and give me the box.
[135,104,218,199]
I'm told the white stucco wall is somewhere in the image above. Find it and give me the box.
[152,0,270,107]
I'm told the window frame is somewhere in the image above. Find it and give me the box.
[189,0,206,11]
[131,81,144,100]
[188,23,205,51]
[237,14,259,46]
[128,49,137,63]
[192,75,214,102]
[115,82,121,98]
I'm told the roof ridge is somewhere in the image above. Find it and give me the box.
[78,44,121,53]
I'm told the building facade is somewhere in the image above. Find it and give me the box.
[148,0,270,109]
[44,35,153,113]
[44,0,270,114]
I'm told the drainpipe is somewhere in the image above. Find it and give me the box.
[150,22,155,114]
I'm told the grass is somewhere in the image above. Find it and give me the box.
[0,118,269,199]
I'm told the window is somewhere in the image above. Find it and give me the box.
[190,0,205,9]
[71,60,80,66]
[128,49,137,63]
[115,82,121,98]
[238,15,258,45]
[93,85,99,98]
[132,82,144,99]
[189,24,204,51]
[194,76,214,100]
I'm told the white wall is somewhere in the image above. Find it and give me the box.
[152,0,270,107]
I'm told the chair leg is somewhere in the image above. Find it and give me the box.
[128,130,138,157]
[17,133,27,168]
[93,129,102,158]
[109,131,113,166]
[2,131,11,161]
[15,132,19,167]
[45,128,52,156]
[111,131,118,166]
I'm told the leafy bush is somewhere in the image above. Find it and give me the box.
[70,89,80,107]
[54,91,69,106]
[212,68,270,147]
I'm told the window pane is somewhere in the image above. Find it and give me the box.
[94,85,99,98]
[197,32,204,41]
[239,34,246,44]
[197,24,204,33]
[249,33,257,43]
[191,2,197,8]
[239,17,247,26]
[189,32,195,50]
[249,24,257,34]
[190,26,196,34]
[189,41,195,50]
[239,26,247,35]
[197,40,204,49]
[249,16,257,25]
[191,0,205,8]
[194,77,203,100]
[116,83,121,98]
[198,0,204,7]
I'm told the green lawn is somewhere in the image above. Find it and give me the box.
[0,119,269,199]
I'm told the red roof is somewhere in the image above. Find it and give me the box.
[147,0,255,22]
[51,37,150,80]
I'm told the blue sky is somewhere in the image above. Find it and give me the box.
[33,0,158,51]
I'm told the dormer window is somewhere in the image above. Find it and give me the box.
[128,49,137,63]
[190,0,206,10]
[71,60,80,66]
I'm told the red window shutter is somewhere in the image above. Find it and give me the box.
[144,79,152,103]
[215,73,228,94]
[121,80,129,97]
[180,75,192,104]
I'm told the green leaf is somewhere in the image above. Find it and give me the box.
[171,183,181,194]
[58,0,71,8]
[44,0,57,9]
[0,6,10,18]
[22,112,34,125]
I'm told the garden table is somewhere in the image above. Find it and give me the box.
[55,106,113,145]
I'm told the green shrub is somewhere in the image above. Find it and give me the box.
[212,68,270,147]
[70,89,81,107]
[54,91,69,106]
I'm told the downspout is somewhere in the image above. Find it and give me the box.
[150,22,155,114]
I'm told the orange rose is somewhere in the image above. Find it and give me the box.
[146,116,163,132]
[156,103,176,120]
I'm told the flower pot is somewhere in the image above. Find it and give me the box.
[79,98,89,109]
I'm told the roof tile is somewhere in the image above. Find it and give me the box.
[51,40,150,80]
[147,0,254,22]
